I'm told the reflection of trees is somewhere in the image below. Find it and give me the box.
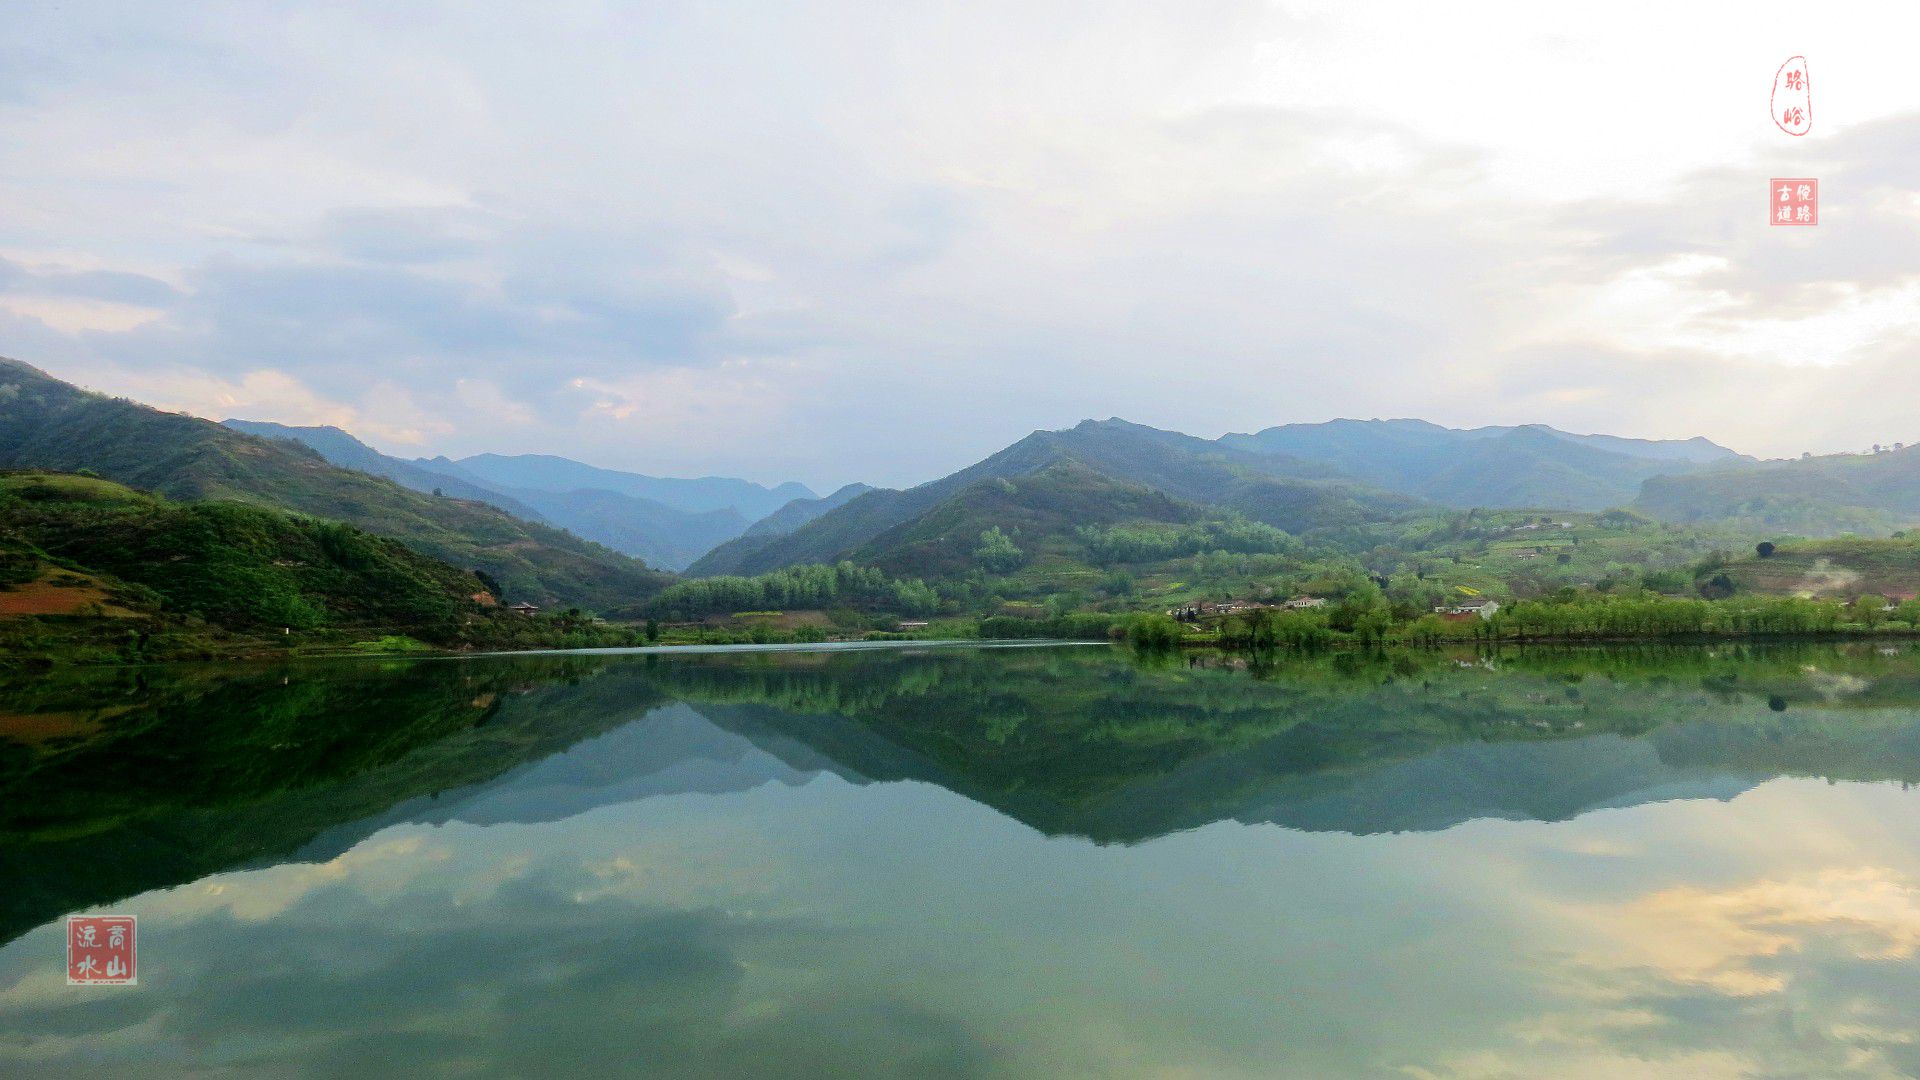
[643,644,1920,843]
[0,656,654,944]
[8,642,1920,944]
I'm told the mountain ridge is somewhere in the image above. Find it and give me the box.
[688,418,1420,577]
[1637,444,1920,535]
[435,452,814,520]
[223,419,817,571]
[1218,418,1748,510]
[0,358,670,607]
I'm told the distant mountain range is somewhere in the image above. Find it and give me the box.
[1219,418,1746,509]
[222,420,828,571]
[221,420,553,521]
[688,417,1755,578]
[203,407,1920,581]
[12,355,1920,610]
[690,418,1419,576]
[426,453,812,520]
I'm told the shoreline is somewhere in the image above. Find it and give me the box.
[12,628,1920,672]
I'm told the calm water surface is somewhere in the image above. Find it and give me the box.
[7,642,1920,1077]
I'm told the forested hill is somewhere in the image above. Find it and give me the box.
[1637,445,1920,536]
[0,471,496,651]
[0,358,671,608]
[689,418,1418,577]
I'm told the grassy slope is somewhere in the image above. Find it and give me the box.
[848,462,1203,581]
[0,471,494,643]
[0,358,672,608]
[1715,538,1920,599]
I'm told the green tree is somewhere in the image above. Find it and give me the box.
[973,527,1025,573]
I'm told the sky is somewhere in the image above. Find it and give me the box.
[3,2,1920,490]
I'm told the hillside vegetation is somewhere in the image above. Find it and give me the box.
[1707,537,1920,601]
[1637,446,1920,536]
[690,418,1417,576]
[740,483,875,539]
[0,358,670,608]
[0,471,510,661]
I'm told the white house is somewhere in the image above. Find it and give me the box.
[1434,599,1500,619]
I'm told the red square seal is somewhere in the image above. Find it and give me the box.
[1770,178,1817,226]
[67,915,136,985]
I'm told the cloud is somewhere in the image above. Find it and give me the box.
[0,256,177,306]
[319,206,496,265]
[3,3,1920,485]
[0,825,993,1079]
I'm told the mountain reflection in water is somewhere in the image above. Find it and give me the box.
[6,642,1920,1077]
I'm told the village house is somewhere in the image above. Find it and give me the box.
[1434,599,1501,620]
[1281,596,1328,609]
[505,601,541,616]
[1169,599,1275,620]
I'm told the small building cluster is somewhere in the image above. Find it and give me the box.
[1169,596,1327,621]
[1433,599,1501,621]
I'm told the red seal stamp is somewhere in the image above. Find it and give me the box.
[1771,56,1811,136]
[1770,179,1817,226]
[66,915,136,985]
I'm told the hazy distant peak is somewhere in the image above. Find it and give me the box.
[1212,416,1747,511]
[444,452,816,519]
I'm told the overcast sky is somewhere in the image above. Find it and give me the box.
[4,2,1919,489]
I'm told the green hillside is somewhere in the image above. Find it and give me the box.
[690,418,1417,577]
[688,426,1077,576]
[741,482,875,539]
[656,462,1319,623]
[848,462,1201,580]
[1637,446,1920,536]
[1710,537,1920,601]
[0,359,671,608]
[0,471,506,660]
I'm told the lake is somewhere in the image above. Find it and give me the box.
[7,641,1920,1077]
